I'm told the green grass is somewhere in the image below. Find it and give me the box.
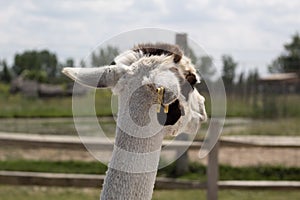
[1,82,300,118]
[0,160,107,174]
[153,189,300,200]
[203,92,300,118]
[219,165,300,181]
[0,186,299,200]
[1,160,299,181]
[222,118,300,136]
[0,185,100,200]
[159,162,300,181]
[0,86,112,118]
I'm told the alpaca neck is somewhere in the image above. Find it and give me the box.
[100,127,164,199]
[101,90,164,200]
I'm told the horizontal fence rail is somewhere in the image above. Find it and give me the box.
[1,132,299,150]
[0,171,206,189]
[0,171,299,190]
[0,132,204,150]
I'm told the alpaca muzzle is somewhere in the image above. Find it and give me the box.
[156,86,184,126]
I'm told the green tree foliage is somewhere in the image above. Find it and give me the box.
[184,47,216,82]
[0,60,12,83]
[237,72,245,86]
[54,58,76,84]
[221,55,238,87]
[91,45,119,66]
[22,70,47,82]
[80,59,86,67]
[12,50,58,81]
[65,58,74,68]
[269,33,300,74]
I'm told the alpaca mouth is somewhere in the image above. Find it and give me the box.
[157,99,184,126]
[155,86,183,126]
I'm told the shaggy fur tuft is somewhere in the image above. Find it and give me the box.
[132,43,183,63]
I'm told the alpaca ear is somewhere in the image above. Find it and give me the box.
[191,89,207,122]
[62,65,126,88]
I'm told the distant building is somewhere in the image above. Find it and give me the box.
[10,76,39,97]
[259,72,300,94]
[10,76,87,97]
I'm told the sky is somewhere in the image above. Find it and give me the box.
[1,0,300,77]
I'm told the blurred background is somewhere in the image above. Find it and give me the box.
[0,1,299,200]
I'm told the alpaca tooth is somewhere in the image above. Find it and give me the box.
[164,105,169,113]
[156,87,165,113]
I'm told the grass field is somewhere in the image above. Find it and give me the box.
[222,117,300,136]
[1,83,300,118]
[0,160,299,181]
[223,94,300,118]
[0,185,299,200]
[0,85,113,118]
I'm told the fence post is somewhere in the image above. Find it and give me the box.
[207,141,219,200]
[174,33,190,176]
[206,120,220,200]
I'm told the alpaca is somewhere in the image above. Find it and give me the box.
[62,43,207,200]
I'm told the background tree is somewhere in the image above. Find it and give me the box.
[65,58,74,68]
[221,55,237,92]
[12,50,58,82]
[91,45,119,66]
[237,72,245,86]
[80,59,86,67]
[246,69,259,110]
[54,58,75,84]
[236,72,245,98]
[0,60,12,83]
[269,33,300,74]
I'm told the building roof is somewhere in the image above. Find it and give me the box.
[260,73,299,82]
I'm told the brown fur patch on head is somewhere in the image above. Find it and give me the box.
[169,67,197,101]
[132,43,183,63]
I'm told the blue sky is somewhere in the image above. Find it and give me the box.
[1,0,300,76]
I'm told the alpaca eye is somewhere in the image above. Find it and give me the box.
[169,67,178,72]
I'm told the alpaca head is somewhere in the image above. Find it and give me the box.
[62,43,207,136]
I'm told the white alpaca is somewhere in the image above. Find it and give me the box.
[63,43,207,200]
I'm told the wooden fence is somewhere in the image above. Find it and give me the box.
[0,131,300,200]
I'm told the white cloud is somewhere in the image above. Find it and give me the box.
[0,0,299,75]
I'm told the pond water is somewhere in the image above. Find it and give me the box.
[0,117,265,138]
[0,117,117,137]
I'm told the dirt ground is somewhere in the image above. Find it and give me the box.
[189,147,300,167]
[1,146,299,167]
